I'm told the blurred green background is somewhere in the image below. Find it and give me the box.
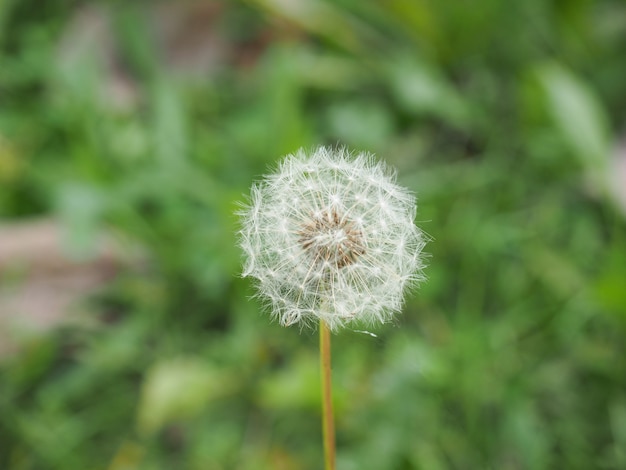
[1,0,626,469]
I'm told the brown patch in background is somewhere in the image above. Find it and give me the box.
[0,219,120,356]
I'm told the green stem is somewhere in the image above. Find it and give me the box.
[320,319,336,470]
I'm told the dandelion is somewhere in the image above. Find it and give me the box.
[238,146,427,470]
[238,146,426,331]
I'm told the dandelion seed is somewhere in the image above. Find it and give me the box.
[352,329,378,338]
[238,146,426,331]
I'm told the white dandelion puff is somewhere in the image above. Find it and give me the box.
[237,146,427,331]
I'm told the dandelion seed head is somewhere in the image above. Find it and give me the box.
[237,146,427,331]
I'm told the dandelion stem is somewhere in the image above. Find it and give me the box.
[320,319,336,470]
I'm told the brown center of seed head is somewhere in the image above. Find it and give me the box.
[298,208,366,269]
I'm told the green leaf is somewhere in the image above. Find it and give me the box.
[387,57,471,129]
[535,63,611,181]
[137,358,232,436]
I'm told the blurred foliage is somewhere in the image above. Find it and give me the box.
[1,0,626,469]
